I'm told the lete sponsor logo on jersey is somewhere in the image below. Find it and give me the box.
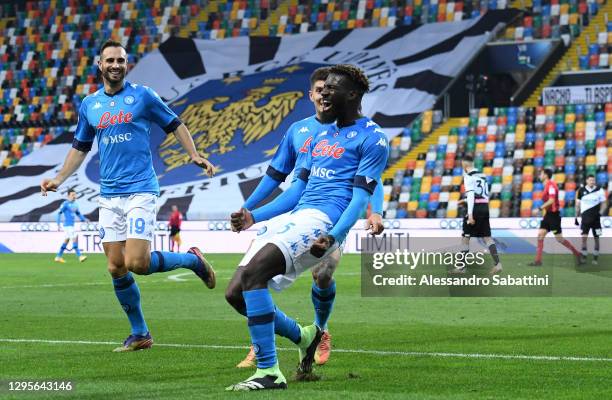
[96,110,133,129]
[312,139,345,158]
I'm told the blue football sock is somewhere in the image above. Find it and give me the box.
[74,242,82,257]
[57,243,67,257]
[274,306,301,344]
[312,280,336,330]
[243,289,277,369]
[112,272,148,336]
[147,251,201,274]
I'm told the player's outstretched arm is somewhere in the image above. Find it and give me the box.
[172,123,216,177]
[41,148,87,196]
[366,177,384,235]
[311,187,370,258]
[243,175,283,211]
[250,177,307,223]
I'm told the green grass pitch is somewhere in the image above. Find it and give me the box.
[2,253,612,399]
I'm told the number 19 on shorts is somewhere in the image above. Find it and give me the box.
[129,218,146,234]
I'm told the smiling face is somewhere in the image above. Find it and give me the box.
[309,79,335,123]
[321,73,355,118]
[98,46,128,86]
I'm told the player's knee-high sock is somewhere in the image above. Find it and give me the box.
[312,280,336,330]
[273,306,300,344]
[560,239,581,257]
[57,243,68,257]
[594,237,600,260]
[488,243,500,265]
[243,289,276,369]
[147,251,201,274]
[535,239,544,263]
[113,272,148,336]
[581,236,588,256]
[73,240,82,257]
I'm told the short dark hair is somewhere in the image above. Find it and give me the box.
[99,39,126,57]
[310,67,330,88]
[586,174,595,180]
[543,168,553,179]
[463,154,474,163]
[68,189,76,195]
[328,64,370,95]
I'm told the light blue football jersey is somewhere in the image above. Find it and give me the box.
[57,200,84,227]
[266,114,333,182]
[294,117,389,224]
[73,81,181,197]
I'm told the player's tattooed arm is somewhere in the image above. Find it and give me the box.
[172,123,216,177]
[41,149,87,196]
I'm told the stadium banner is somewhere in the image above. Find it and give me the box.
[1,217,609,254]
[541,83,612,105]
[0,11,517,222]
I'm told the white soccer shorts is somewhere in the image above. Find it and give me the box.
[62,225,76,240]
[98,193,157,243]
[239,208,339,291]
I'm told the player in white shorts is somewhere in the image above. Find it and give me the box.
[41,39,216,352]
[225,64,389,391]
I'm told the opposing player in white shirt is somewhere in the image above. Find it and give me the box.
[575,174,608,265]
[458,155,502,275]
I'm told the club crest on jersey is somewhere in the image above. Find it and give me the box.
[346,130,357,139]
[312,139,345,159]
[96,110,133,129]
[124,95,135,105]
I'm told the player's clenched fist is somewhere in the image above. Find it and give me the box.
[230,208,254,232]
[191,155,216,177]
[310,234,336,258]
[41,178,61,196]
[366,213,384,235]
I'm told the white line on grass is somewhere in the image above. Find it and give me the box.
[1,338,611,363]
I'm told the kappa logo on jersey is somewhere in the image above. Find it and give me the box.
[102,132,133,145]
[311,166,336,179]
[312,139,345,159]
[92,102,102,110]
[298,126,309,134]
[96,110,133,129]
[376,137,388,147]
[366,120,378,128]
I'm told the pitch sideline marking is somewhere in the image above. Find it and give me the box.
[1,338,611,363]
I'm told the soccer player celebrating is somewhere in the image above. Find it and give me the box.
[575,174,607,265]
[168,205,183,252]
[55,189,88,263]
[457,155,502,275]
[225,64,389,391]
[40,39,217,352]
[529,169,581,266]
[233,67,384,369]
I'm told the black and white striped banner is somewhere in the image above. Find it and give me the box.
[0,11,516,222]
